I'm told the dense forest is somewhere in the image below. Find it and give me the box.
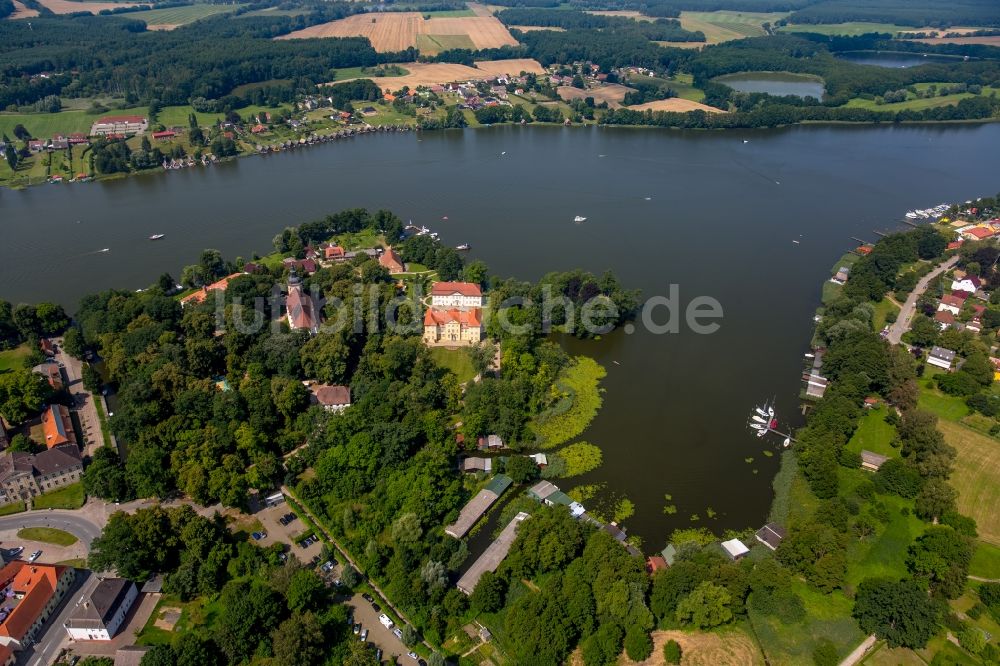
[788,0,1000,28]
[496,7,705,42]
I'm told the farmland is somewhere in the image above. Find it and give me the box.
[678,11,786,44]
[778,21,926,36]
[627,98,724,113]
[7,0,38,18]
[130,3,242,29]
[278,12,517,54]
[583,10,653,22]
[335,59,543,90]
[557,83,634,108]
[938,420,1000,546]
[29,0,143,15]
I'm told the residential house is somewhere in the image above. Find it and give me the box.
[646,556,668,574]
[754,523,787,551]
[962,226,995,241]
[528,453,547,467]
[460,457,492,473]
[67,133,89,145]
[151,130,175,141]
[41,405,75,449]
[39,339,55,357]
[430,282,483,309]
[379,247,405,274]
[285,276,320,335]
[282,257,318,275]
[64,578,139,641]
[323,244,346,262]
[0,561,75,651]
[33,363,63,391]
[938,294,965,316]
[720,538,750,561]
[476,434,504,450]
[860,450,889,472]
[927,346,956,371]
[309,384,351,413]
[661,544,678,566]
[946,240,964,251]
[28,140,46,153]
[831,266,850,284]
[423,309,482,346]
[90,115,148,136]
[49,137,68,150]
[935,310,956,329]
[952,276,982,293]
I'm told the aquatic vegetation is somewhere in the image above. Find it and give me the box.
[531,357,606,449]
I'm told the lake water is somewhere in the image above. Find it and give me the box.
[836,51,963,69]
[713,72,825,98]
[3,123,1000,549]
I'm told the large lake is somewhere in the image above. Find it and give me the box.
[3,123,1000,548]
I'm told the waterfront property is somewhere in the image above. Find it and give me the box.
[460,456,492,473]
[0,561,75,651]
[754,523,786,551]
[444,474,512,539]
[379,246,405,274]
[430,282,483,309]
[456,511,529,594]
[179,272,243,307]
[64,578,139,641]
[720,538,750,561]
[90,115,148,136]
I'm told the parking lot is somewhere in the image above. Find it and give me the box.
[250,496,418,664]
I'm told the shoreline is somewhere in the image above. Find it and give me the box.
[4,116,999,192]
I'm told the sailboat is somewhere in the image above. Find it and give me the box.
[149,234,165,241]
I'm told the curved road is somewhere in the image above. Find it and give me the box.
[887,255,959,345]
[0,510,102,548]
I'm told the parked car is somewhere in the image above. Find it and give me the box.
[251,531,266,541]
[392,627,403,640]
[371,603,381,613]
[407,652,419,660]
[375,648,383,662]
[379,613,394,629]
[362,593,374,603]
[359,628,368,642]
[353,623,361,635]
[28,550,42,563]
[321,560,334,573]
[7,547,23,558]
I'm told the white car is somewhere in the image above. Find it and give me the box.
[27,550,42,563]
[378,613,394,629]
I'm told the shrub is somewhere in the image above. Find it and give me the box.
[623,625,652,662]
[663,639,681,665]
[812,639,839,666]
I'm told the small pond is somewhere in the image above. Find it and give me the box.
[714,72,825,98]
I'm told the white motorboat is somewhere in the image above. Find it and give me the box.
[574,215,587,223]
[149,234,165,240]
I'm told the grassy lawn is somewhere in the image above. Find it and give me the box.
[862,643,927,665]
[55,558,87,568]
[17,527,77,546]
[0,344,30,373]
[416,33,476,55]
[0,106,146,138]
[0,502,26,517]
[129,3,241,26]
[779,22,918,36]
[821,280,843,305]
[32,482,85,510]
[680,10,787,43]
[937,420,1000,546]
[917,379,969,421]
[429,347,477,384]
[970,541,1000,579]
[845,406,897,458]
[872,297,899,331]
[331,66,409,82]
[137,594,215,645]
[423,8,475,17]
[830,252,859,274]
[628,73,706,102]
[846,493,924,585]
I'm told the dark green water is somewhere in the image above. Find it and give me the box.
[714,71,826,98]
[3,124,1000,550]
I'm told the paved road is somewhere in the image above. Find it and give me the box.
[0,510,102,548]
[24,569,97,666]
[52,337,104,458]
[838,634,877,666]
[887,255,959,345]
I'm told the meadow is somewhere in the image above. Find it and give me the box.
[938,420,1000,546]
[130,3,242,29]
[679,10,787,44]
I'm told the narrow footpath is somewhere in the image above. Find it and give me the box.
[838,634,878,666]
[887,255,959,345]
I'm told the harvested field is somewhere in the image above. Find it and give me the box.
[558,84,635,108]
[33,0,144,13]
[509,25,565,32]
[473,58,544,77]
[628,98,725,113]
[584,9,653,21]
[338,58,543,90]
[635,629,765,666]
[911,36,1000,46]
[278,12,517,54]
[466,2,493,17]
[939,420,1000,546]
[7,0,39,18]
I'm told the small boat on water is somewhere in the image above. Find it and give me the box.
[149,234,165,241]
[455,243,470,251]
[573,215,587,223]
[752,415,767,424]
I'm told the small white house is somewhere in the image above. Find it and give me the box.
[720,538,750,561]
[951,277,980,293]
[64,578,138,641]
[927,346,956,371]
